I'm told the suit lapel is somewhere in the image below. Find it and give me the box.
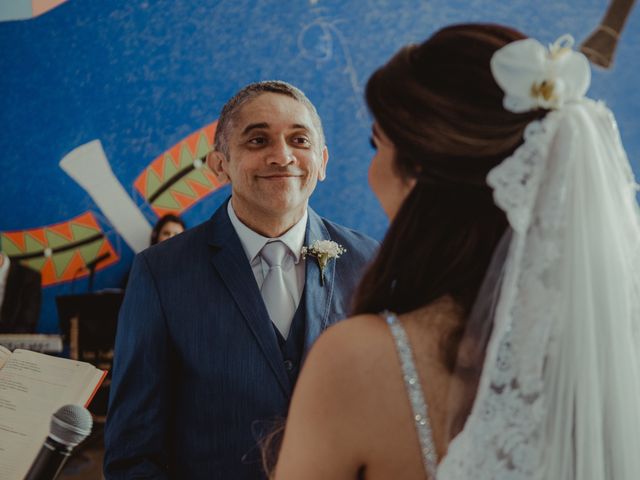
[207,203,291,397]
[303,209,336,354]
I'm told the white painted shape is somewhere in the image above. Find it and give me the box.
[59,140,151,253]
[0,0,31,22]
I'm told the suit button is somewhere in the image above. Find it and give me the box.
[284,360,294,371]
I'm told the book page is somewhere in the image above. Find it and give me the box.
[0,346,10,369]
[0,349,104,479]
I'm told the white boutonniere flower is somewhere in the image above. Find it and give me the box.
[490,34,590,113]
[301,240,346,286]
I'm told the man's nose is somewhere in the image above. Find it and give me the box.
[267,139,295,165]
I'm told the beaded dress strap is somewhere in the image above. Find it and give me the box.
[383,311,438,479]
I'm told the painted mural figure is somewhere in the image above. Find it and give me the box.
[103,81,378,480]
[580,0,636,68]
[273,24,640,480]
[0,251,42,333]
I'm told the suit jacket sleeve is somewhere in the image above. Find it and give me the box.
[103,253,171,479]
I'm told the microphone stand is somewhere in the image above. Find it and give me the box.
[85,252,111,293]
[87,265,97,293]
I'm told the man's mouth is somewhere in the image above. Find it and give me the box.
[258,171,303,179]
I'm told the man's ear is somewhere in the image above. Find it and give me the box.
[317,146,329,182]
[207,151,229,183]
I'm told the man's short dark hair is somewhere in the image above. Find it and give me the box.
[213,80,326,157]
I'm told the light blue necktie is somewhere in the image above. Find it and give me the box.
[260,241,295,338]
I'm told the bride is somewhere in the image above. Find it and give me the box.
[272,23,640,479]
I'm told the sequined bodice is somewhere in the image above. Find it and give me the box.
[384,311,438,479]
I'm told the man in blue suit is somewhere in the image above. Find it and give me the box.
[104,81,378,479]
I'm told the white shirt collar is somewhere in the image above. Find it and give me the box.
[227,201,307,264]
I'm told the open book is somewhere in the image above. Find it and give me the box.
[0,346,106,480]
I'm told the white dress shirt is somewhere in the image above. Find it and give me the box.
[227,202,307,324]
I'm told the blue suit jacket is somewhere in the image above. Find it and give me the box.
[104,202,378,479]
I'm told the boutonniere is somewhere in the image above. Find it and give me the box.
[301,240,346,286]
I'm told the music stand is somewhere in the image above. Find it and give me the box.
[56,291,124,417]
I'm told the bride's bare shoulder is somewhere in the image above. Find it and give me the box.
[296,314,397,398]
[325,313,391,340]
[310,298,462,367]
[308,314,393,365]
[300,298,463,397]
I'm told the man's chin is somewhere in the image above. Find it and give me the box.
[263,196,310,216]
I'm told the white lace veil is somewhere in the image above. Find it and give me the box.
[438,35,640,479]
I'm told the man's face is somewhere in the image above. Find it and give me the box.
[209,93,328,228]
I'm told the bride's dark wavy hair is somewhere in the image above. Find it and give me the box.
[352,24,548,370]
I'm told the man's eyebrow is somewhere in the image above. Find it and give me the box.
[241,123,269,136]
[240,122,312,136]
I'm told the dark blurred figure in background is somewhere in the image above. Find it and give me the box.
[121,214,186,290]
[150,214,186,246]
[0,251,42,333]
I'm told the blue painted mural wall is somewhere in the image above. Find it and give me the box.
[1,0,638,332]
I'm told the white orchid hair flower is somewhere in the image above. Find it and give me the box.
[490,34,591,113]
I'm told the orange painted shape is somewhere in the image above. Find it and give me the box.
[134,170,148,197]
[149,156,165,180]
[47,221,75,242]
[32,0,67,16]
[184,131,208,158]
[27,229,48,247]
[26,230,48,249]
[97,240,115,259]
[185,178,215,198]
[168,146,182,169]
[72,212,100,230]
[62,250,86,279]
[204,122,217,142]
[41,241,119,287]
[171,190,198,210]
[2,231,27,251]
[183,133,199,157]
[3,212,119,287]
[184,121,216,158]
[134,120,220,211]
[151,205,177,218]
[39,258,57,286]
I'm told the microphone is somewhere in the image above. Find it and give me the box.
[25,404,93,480]
[85,252,111,271]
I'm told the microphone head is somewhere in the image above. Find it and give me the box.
[50,404,93,447]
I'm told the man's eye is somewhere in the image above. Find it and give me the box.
[292,136,311,146]
[248,137,267,145]
[369,137,377,150]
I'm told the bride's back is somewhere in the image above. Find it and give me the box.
[278,297,463,480]
[348,298,464,480]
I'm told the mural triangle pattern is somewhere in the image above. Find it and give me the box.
[0,212,118,287]
[134,120,227,217]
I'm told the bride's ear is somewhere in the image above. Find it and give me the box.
[405,177,417,190]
